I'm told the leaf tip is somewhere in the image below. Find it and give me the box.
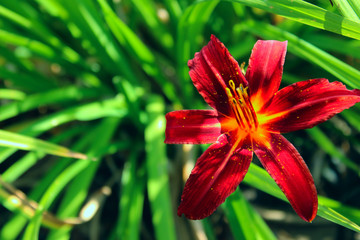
[68,151,89,160]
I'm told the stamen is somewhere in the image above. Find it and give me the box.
[229,97,246,129]
[229,80,236,91]
[225,80,258,132]
[236,86,258,128]
[240,62,246,76]
[225,88,233,98]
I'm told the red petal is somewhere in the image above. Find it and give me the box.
[246,40,287,112]
[189,35,247,116]
[165,110,221,144]
[259,79,360,133]
[254,133,318,222]
[178,132,253,219]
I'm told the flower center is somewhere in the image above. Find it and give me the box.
[225,80,258,132]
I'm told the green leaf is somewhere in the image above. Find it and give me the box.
[303,33,360,60]
[145,96,176,240]
[342,108,360,132]
[1,126,86,183]
[332,0,360,22]
[97,0,179,103]
[112,146,145,240]
[46,117,120,239]
[0,125,97,239]
[0,97,127,170]
[306,127,360,174]
[201,218,216,240]
[0,28,80,72]
[223,0,360,40]
[179,0,360,101]
[224,189,277,240]
[0,89,26,100]
[21,118,120,239]
[21,97,127,134]
[130,0,174,50]
[177,0,220,106]
[0,86,106,122]
[242,21,360,89]
[22,160,89,239]
[244,163,360,232]
[0,3,82,65]
[0,129,87,160]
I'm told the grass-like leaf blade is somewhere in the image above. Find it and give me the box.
[0,130,87,160]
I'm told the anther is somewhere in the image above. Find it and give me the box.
[226,88,233,98]
[229,80,236,90]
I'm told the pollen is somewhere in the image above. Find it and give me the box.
[225,80,258,133]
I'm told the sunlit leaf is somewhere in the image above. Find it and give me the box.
[224,189,277,240]
[0,130,87,160]
[145,96,176,240]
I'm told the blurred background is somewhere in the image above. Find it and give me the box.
[0,0,360,239]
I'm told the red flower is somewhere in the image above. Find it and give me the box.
[165,35,360,222]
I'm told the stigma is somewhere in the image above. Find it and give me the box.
[225,80,258,132]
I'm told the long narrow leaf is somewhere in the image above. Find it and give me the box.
[145,96,176,240]
[46,117,120,239]
[242,21,360,89]
[224,189,277,240]
[306,127,360,174]
[332,0,360,22]
[113,146,145,240]
[223,0,360,40]
[0,3,83,64]
[0,125,99,239]
[0,89,26,100]
[177,1,219,106]
[0,129,87,160]
[0,86,106,122]
[98,0,179,103]
[244,163,360,232]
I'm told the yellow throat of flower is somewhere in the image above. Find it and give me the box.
[225,80,258,132]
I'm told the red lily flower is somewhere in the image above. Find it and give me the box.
[165,35,360,222]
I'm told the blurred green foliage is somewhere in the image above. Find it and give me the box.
[0,0,360,239]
